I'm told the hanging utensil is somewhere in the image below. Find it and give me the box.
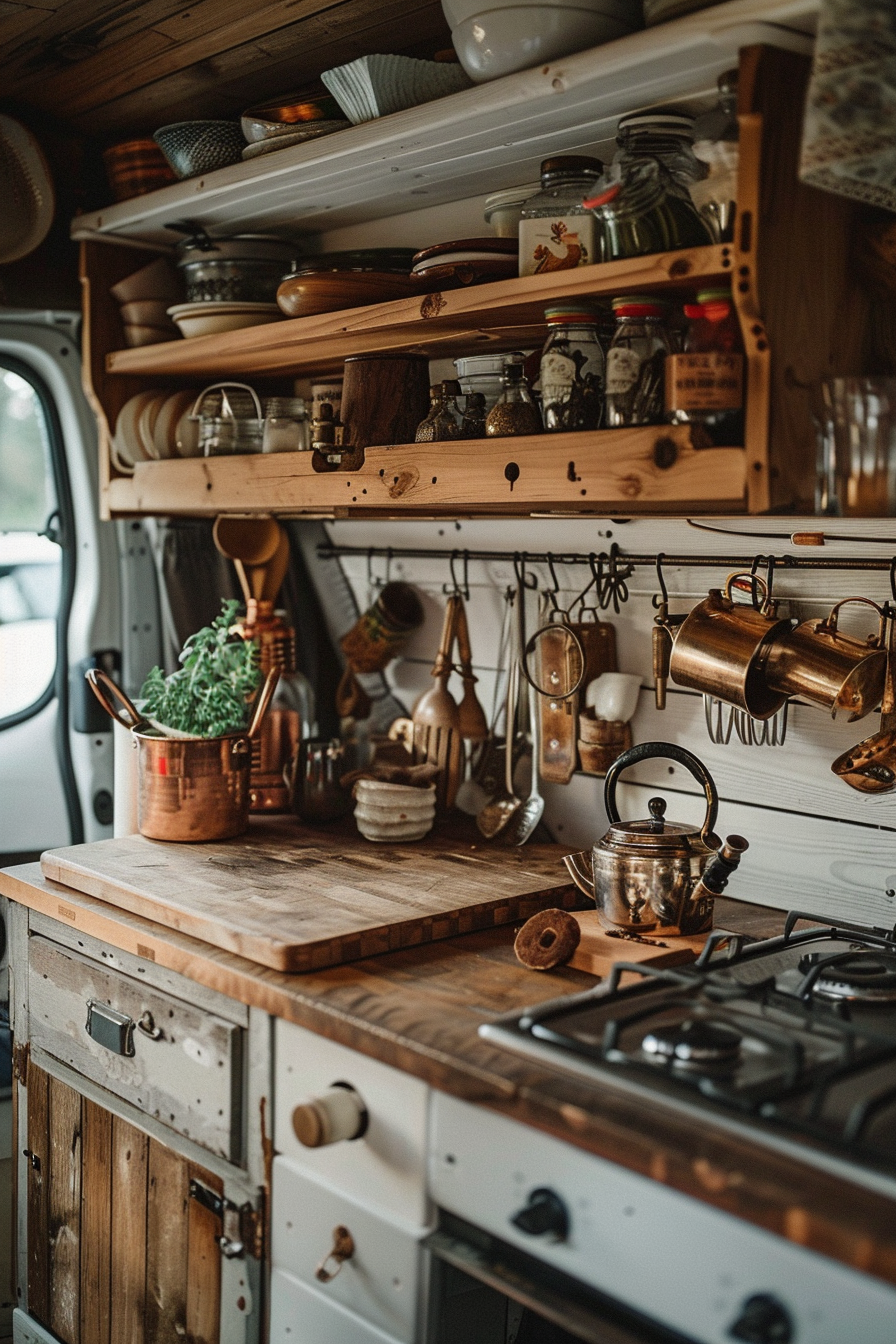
[452,594,488,741]
[412,594,462,809]
[832,604,896,793]
[501,670,545,846]
[477,577,526,839]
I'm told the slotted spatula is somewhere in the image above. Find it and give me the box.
[412,595,462,809]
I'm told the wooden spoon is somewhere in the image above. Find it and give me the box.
[412,595,462,808]
[452,595,488,741]
[213,515,283,603]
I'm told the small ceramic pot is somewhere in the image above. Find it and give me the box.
[353,780,436,842]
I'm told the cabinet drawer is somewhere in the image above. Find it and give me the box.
[274,1020,428,1224]
[272,1157,423,1343]
[270,1268,402,1344]
[28,936,243,1162]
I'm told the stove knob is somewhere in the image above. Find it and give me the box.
[728,1294,793,1344]
[510,1188,569,1242]
[292,1084,368,1148]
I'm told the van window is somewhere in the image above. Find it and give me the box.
[0,366,62,721]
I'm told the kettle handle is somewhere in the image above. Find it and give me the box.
[604,741,719,844]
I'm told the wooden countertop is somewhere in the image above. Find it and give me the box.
[3,851,896,1289]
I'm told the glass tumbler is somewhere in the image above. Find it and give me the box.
[815,378,896,516]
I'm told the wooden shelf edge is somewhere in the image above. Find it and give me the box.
[102,427,747,518]
[104,246,734,379]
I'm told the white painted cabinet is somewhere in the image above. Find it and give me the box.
[270,1268,406,1344]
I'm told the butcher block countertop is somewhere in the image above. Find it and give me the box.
[3,827,896,1290]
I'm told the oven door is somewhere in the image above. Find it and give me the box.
[425,1210,697,1344]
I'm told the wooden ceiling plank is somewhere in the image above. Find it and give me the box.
[0,7,56,47]
[65,0,449,133]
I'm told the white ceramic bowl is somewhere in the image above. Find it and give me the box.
[450,7,636,82]
[353,780,436,842]
[167,302,282,338]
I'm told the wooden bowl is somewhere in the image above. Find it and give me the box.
[277,271,417,318]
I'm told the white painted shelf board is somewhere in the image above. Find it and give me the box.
[71,0,816,249]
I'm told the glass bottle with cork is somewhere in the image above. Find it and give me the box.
[666,287,744,445]
[485,364,543,436]
[518,156,604,277]
[605,295,672,427]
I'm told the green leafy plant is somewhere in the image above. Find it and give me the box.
[140,599,261,737]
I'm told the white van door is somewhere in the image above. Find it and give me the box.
[0,310,133,860]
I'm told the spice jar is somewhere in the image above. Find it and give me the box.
[539,304,605,432]
[262,396,309,452]
[461,391,487,439]
[415,382,464,442]
[666,288,744,445]
[605,295,672,427]
[485,364,543,436]
[518,156,604,277]
[584,159,712,261]
[613,110,707,199]
[454,351,524,411]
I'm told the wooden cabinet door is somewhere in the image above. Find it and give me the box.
[24,1063,222,1344]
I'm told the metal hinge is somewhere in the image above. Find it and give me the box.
[188,1179,264,1261]
[12,1041,29,1085]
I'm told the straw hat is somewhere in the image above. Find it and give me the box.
[0,115,55,264]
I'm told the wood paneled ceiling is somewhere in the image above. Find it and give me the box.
[0,0,452,137]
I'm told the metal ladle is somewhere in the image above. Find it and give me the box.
[501,675,545,846]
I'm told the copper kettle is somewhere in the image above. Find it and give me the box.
[564,742,748,934]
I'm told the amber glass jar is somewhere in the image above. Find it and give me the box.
[666,287,744,445]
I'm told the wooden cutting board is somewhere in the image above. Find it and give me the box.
[40,818,581,973]
[568,910,709,978]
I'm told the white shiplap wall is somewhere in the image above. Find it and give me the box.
[317,515,896,927]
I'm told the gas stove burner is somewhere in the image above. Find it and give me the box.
[798,949,896,1003]
[641,1018,743,1071]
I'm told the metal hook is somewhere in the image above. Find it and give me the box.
[602,543,631,614]
[889,556,896,604]
[652,553,668,610]
[443,549,470,600]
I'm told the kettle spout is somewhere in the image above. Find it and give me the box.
[563,851,595,903]
[679,835,749,935]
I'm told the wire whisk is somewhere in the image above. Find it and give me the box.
[703,695,789,747]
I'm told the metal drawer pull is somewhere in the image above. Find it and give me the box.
[137,1010,162,1040]
[315,1226,355,1283]
[85,1000,135,1057]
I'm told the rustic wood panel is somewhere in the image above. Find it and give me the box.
[41,821,587,971]
[109,1116,148,1344]
[146,1141,189,1340]
[185,1163,222,1344]
[47,1073,81,1344]
[80,1099,112,1344]
[26,1062,49,1326]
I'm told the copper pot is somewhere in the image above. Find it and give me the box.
[763,597,886,721]
[86,667,278,842]
[669,573,793,719]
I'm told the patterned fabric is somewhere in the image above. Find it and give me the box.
[800,0,896,211]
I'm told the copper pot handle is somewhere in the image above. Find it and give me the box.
[604,740,719,845]
[724,572,770,610]
[819,596,884,640]
[85,667,150,733]
[246,668,280,739]
[315,1225,355,1283]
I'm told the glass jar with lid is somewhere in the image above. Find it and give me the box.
[454,352,524,412]
[605,295,672,427]
[262,396,309,452]
[518,156,604,277]
[666,287,744,445]
[613,110,707,199]
[585,159,712,261]
[539,304,605,432]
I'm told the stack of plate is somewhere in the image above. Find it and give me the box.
[111,389,201,472]
[321,55,470,125]
[411,237,518,289]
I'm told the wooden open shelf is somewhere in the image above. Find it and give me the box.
[104,426,746,518]
[105,245,734,380]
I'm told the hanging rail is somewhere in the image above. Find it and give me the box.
[317,544,896,575]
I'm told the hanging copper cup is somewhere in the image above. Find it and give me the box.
[669,573,793,719]
[763,597,886,721]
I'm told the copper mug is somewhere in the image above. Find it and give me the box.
[763,597,886,721]
[86,667,278,842]
[669,573,793,719]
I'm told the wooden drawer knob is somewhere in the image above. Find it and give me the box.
[292,1084,367,1147]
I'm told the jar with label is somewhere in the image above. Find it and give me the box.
[613,111,707,200]
[485,364,543,436]
[605,295,672,427]
[584,159,712,261]
[518,156,604,277]
[539,304,605,432]
[666,288,744,445]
